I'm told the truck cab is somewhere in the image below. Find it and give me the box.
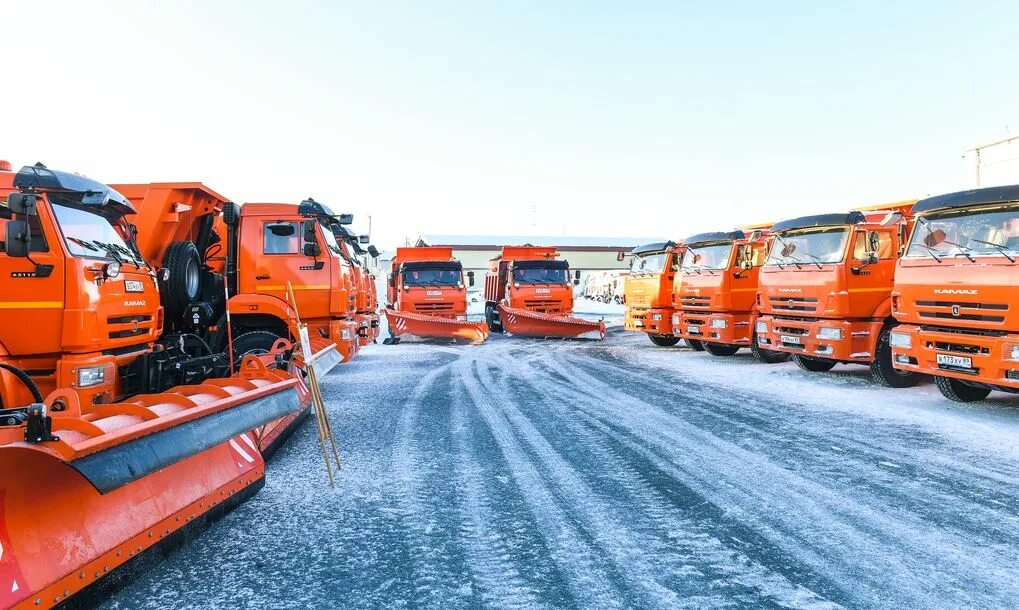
[756,203,919,387]
[0,163,161,408]
[623,241,681,346]
[891,185,1019,401]
[484,246,576,329]
[672,229,787,361]
[389,246,472,317]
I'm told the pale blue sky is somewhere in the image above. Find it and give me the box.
[5,1,1019,247]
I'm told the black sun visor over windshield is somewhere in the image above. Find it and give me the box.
[401,261,463,272]
[13,163,135,215]
[629,241,675,256]
[512,259,570,270]
[913,184,1019,215]
[683,230,744,245]
[770,212,865,233]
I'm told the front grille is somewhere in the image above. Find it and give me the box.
[928,340,988,355]
[524,300,563,309]
[770,296,818,312]
[680,296,711,308]
[109,328,149,339]
[773,315,816,323]
[774,325,809,336]
[915,300,1009,324]
[108,314,152,324]
[413,303,454,312]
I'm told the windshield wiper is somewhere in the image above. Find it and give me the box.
[67,237,101,252]
[798,251,825,269]
[912,218,943,263]
[968,238,1016,262]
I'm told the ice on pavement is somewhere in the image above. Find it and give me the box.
[104,329,1019,610]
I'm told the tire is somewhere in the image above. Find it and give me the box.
[751,332,790,364]
[703,342,740,357]
[794,355,837,372]
[934,375,991,402]
[871,326,921,388]
[162,241,203,317]
[685,339,705,351]
[485,303,503,333]
[649,334,680,347]
[231,330,283,366]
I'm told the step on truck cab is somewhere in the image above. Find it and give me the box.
[672,228,790,362]
[385,246,488,343]
[891,185,1019,402]
[485,246,605,339]
[756,201,920,387]
[623,241,682,346]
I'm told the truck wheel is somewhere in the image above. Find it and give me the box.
[871,326,920,388]
[934,376,991,402]
[751,332,790,363]
[703,342,740,357]
[485,304,503,333]
[162,241,202,317]
[685,339,705,351]
[649,334,680,347]
[794,355,836,372]
[231,330,283,366]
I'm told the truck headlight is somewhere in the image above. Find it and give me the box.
[672,314,680,325]
[710,319,727,329]
[755,320,768,334]
[889,331,911,349]
[817,327,843,341]
[77,365,106,388]
[652,314,663,321]
[1009,345,1019,361]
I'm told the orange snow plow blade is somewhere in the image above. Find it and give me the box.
[0,357,306,609]
[384,309,490,343]
[498,304,606,340]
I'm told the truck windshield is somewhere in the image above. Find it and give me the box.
[403,268,462,287]
[906,206,1019,261]
[513,267,568,284]
[51,201,139,263]
[766,227,848,267]
[681,242,733,271]
[630,252,672,275]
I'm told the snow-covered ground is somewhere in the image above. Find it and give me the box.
[105,329,1019,609]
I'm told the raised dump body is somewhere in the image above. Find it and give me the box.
[484,246,605,339]
[384,246,488,343]
[891,185,1019,401]
[672,228,789,362]
[756,201,919,387]
[623,241,683,346]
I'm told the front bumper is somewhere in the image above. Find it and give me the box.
[672,311,753,345]
[890,324,1019,388]
[756,315,880,362]
[624,307,675,335]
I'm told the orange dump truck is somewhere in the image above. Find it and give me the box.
[623,241,683,346]
[672,229,791,362]
[0,162,309,608]
[484,246,605,339]
[756,201,920,387]
[384,246,488,343]
[891,185,1019,401]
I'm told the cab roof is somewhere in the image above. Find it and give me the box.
[15,163,134,212]
[683,230,745,245]
[914,185,1019,214]
[629,241,676,255]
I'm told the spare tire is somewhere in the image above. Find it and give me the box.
[162,241,202,317]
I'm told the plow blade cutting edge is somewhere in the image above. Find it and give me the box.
[0,358,306,609]
[385,309,490,343]
[498,304,606,340]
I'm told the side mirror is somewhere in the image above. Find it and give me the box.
[748,230,762,243]
[336,213,353,225]
[359,235,370,244]
[4,220,30,257]
[574,269,581,280]
[303,242,321,257]
[467,272,475,287]
[7,193,38,216]
[867,252,878,264]
[367,245,380,257]
[868,231,880,254]
[741,259,753,270]
[303,220,317,243]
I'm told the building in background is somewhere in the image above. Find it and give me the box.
[414,234,664,276]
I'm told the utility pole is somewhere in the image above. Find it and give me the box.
[965,132,1019,187]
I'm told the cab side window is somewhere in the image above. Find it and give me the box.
[263,222,299,254]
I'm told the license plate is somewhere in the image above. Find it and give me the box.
[780,335,802,345]
[936,353,972,369]
[536,288,551,294]
[688,326,701,334]
[124,280,145,293]
[426,290,441,296]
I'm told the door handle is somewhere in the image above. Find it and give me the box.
[256,274,271,280]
